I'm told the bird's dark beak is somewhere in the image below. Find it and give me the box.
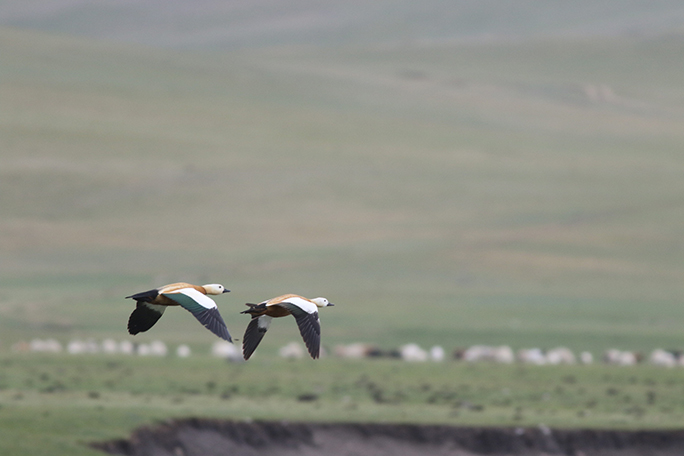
[223,289,230,293]
[328,303,335,306]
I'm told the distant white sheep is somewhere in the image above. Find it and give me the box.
[603,349,638,366]
[10,335,672,372]
[619,351,639,366]
[649,349,676,368]
[334,343,379,359]
[135,341,166,356]
[101,339,118,354]
[462,345,484,362]
[30,339,62,353]
[546,347,576,365]
[463,345,514,364]
[119,340,134,355]
[176,344,191,358]
[399,343,428,362]
[29,339,44,352]
[462,345,492,362]
[430,345,445,362]
[517,348,547,365]
[211,341,243,362]
[493,346,515,364]
[149,340,168,356]
[67,340,87,355]
[279,341,305,360]
[136,343,152,356]
[603,349,620,364]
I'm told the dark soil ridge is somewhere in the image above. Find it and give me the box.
[91,418,684,456]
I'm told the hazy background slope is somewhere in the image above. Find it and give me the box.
[2,0,684,49]
[1,1,684,354]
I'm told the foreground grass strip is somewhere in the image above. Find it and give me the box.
[3,355,684,454]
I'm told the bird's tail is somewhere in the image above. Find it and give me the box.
[125,288,159,302]
[241,303,265,316]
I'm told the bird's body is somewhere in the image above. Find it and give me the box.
[241,294,334,360]
[126,282,232,342]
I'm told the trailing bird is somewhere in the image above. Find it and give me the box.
[241,294,334,360]
[126,282,232,342]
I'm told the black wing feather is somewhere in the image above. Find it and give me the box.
[242,317,268,360]
[277,303,321,359]
[293,311,321,359]
[281,307,320,359]
[191,307,232,342]
[128,302,164,335]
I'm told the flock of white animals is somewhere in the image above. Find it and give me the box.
[10,339,684,367]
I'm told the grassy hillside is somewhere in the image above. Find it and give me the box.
[2,0,684,49]
[2,26,684,355]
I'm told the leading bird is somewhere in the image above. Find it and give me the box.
[241,294,334,360]
[126,282,232,342]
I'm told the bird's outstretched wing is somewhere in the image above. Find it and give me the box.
[128,302,166,335]
[242,315,272,360]
[163,288,232,342]
[279,301,321,359]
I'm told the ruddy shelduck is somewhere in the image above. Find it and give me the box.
[126,282,232,342]
[241,294,334,360]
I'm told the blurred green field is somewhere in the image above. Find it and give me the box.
[3,2,684,454]
[2,26,684,354]
[4,354,684,455]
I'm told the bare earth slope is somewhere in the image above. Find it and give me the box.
[93,419,684,456]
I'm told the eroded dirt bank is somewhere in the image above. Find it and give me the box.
[92,418,684,456]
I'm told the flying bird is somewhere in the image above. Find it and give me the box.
[241,294,334,360]
[126,282,232,342]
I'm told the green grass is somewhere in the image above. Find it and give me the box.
[3,354,684,455]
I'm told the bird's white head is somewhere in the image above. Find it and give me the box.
[203,284,230,295]
[311,297,334,308]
